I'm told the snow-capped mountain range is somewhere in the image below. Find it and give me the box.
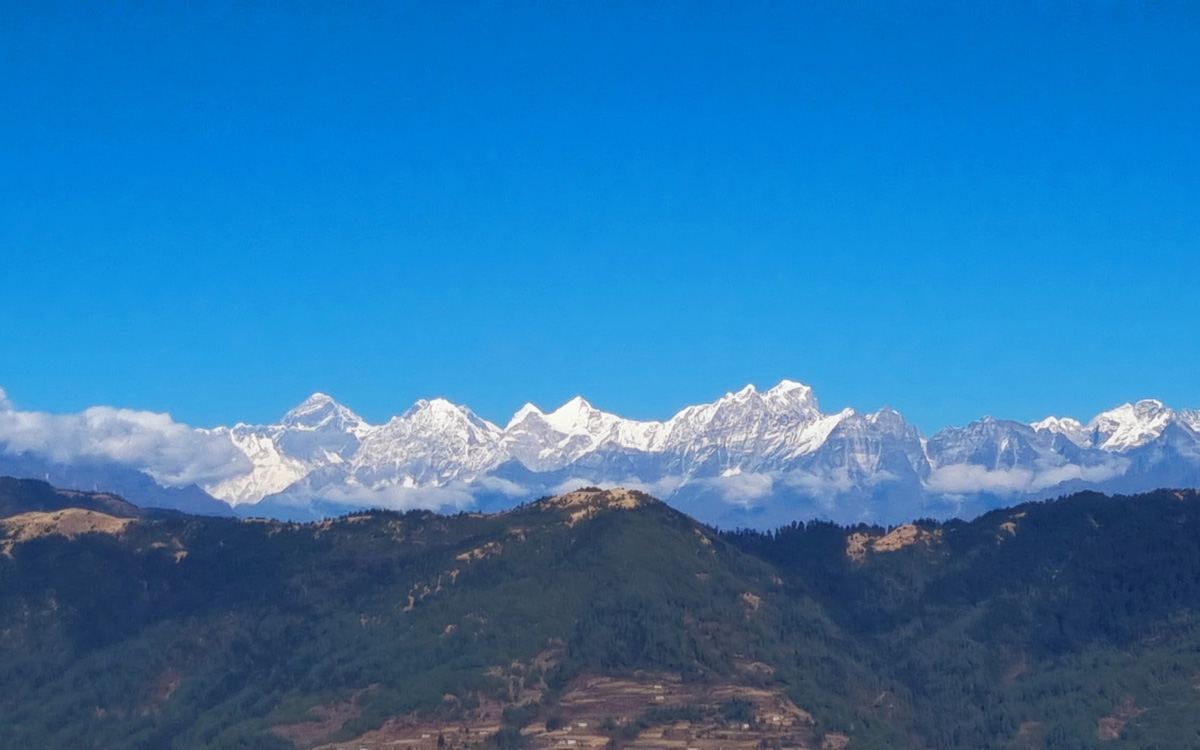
[193,380,1200,527]
[3,381,1200,527]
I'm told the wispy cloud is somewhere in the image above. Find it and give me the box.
[925,459,1128,496]
[314,481,480,512]
[690,467,898,510]
[0,391,250,487]
[778,467,857,497]
[704,472,775,507]
[471,475,532,498]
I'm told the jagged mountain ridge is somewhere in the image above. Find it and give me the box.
[196,381,1200,526]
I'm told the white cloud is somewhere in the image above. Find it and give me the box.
[471,475,532,498]
[681,467,915,514]
[778,467,857,497]
[0,392,251,487]
[314,481,479,512]
[705,472,775,507]
[925,459,1128,497]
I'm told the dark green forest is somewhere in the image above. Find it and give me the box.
[2,479,1199,749]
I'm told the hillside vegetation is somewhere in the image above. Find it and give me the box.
[1,481,1199,749]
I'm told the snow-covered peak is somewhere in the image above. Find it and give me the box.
[404,397,455,415]
[281,392,369,435]
[497,395,665,470]
[1089,399,1174,452]
[762,379,822,420]
[351,398,503,485]
[868,406,907,429]
[400,398,501,435]
[1132,398,1168,417]
[769,378,808,393]
[1031,415,1089,447]
[712,384,762,405]
[546,396,650,449]
[1031,400,1183,452]
[543,396,609,435]
[924,415,1064,473]
[506,402,545,429]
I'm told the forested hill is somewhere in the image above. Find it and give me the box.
[2,480,1200,750]
[0,475,147,518]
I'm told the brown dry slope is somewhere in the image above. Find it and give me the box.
[0,508,134,555]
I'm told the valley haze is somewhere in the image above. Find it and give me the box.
[2,381,1199,528]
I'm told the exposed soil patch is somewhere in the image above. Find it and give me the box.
[997,512,1026,541]
[1015,721,1044,750]
[139,668,184,715]
[846,524,941,562]
[740,592,762,612]
[821,732,850,750]
[1097,695,1144,741]
[148,537,189,562]
[457,541,502,562]
[1002,655,1029,685]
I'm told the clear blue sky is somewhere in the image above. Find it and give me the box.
[2,1,1198,431]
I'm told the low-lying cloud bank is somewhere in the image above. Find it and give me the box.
[308,482,481,512]
[0,388,250,487]
[926,459,1128,497]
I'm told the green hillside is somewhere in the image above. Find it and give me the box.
[2,482,1199,749]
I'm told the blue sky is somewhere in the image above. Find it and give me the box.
[1,1,1198,431]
